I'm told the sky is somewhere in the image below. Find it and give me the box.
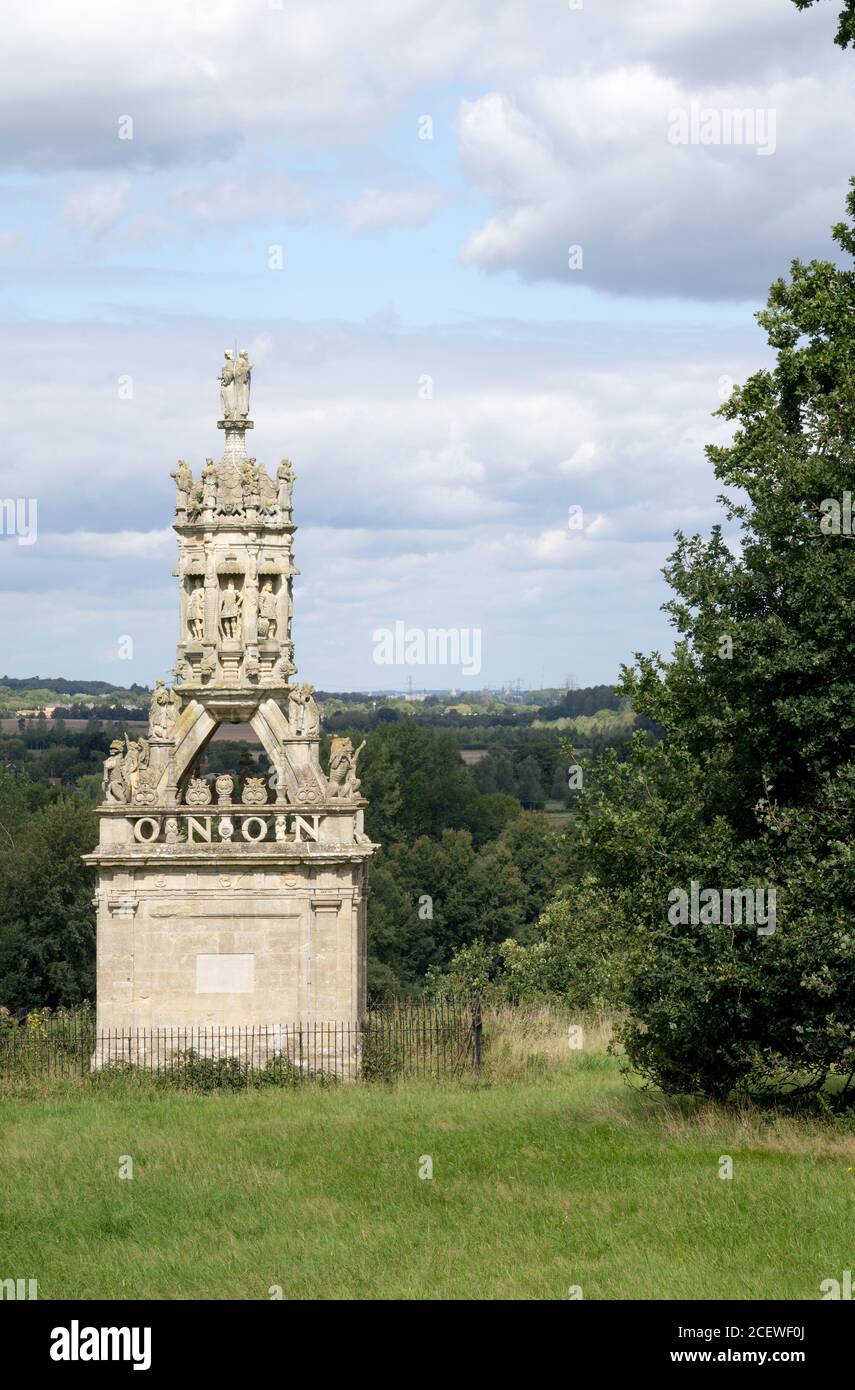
[0,0,852,692]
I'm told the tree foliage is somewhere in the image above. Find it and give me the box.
[579,189,855,1099]
[792,0,855,48]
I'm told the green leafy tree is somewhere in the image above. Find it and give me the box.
[571,190,855,1099]
[792,0,855,48]
[514,755,545,809]
[0,795,98,1009]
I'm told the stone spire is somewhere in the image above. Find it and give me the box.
[170,352,298,694]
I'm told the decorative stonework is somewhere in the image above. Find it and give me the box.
[85,355,375,1063]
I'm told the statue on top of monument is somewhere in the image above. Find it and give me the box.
[327,736,366,800]
[170,460,193,516]
[289,681,319,736]
[219,350,236,420]
[219,347,252,422]
[235,350,252,418]
[103,739,127,803]
[102,733,151,804]
[277,458,295,519]
[149,678,178,740]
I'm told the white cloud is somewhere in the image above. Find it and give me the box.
[337,186,445,232]
[458,65,855,298]
[63,178,131,239]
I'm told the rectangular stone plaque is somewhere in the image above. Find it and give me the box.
[195,953,255,994]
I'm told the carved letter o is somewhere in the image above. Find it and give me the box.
[241,816,268,843]
[133,816,161,843]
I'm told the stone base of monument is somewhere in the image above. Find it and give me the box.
[90,1018,363,1080]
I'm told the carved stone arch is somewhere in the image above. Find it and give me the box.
[250,697,327,804]
[171,699,219,792]
[250,698,293,801]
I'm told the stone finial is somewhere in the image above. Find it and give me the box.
[219,348,252,423]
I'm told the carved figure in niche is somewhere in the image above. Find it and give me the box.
[170,460,193,516]
[215,774,234,806]
[241,777,268,807]
[165,816,179,845]
[187,582,206,642]
[289,681,318,736]
[327,736,366,800]
[234,350,252,418]
[149,678,178,740]
[220,350,236,420]
[277,458,295,517]
[185,776,212,806]
[258,580,278,641]
[274,812,288,842]
[219,579,243,640]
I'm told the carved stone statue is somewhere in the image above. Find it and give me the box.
[201,458,217,513]
[289,682,318,736]
[103,739,127,803]
[258,581,278,641]
[170,460,193,516]
[219,579,243,640]
[187,582,206,642]
[234,350,252,419]
[149,679,178,740]
[220,350,236,420]
[276,458,295,518]
[327,737,366,800]
[103,734,151,804]
[122,733,150,780]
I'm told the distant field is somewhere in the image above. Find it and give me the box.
[1,1016,852,1301]
[0,717,256,741]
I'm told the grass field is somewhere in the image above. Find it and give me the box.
[1,1013,853,1300]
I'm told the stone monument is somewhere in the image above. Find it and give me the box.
[85,354,375,1069]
